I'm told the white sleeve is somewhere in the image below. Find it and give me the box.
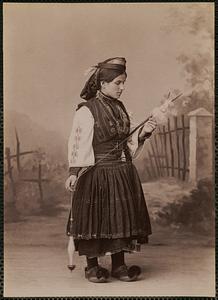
[127,111,145,160]
[68,106,95,167]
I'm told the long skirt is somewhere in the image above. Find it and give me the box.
[66,161,151,258]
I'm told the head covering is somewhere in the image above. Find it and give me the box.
[80,57,126,100]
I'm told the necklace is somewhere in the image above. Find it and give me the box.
[97,92,129,136]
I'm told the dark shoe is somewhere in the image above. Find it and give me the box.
[111,264,141,282]
[85,266,109,283]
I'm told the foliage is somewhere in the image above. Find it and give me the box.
[157,177,214,235]
[162,4,214,115]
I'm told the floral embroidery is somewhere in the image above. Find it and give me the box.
[71,126,82,162]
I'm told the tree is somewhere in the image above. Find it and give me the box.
[163,4,214,115]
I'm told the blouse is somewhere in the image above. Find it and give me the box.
[68,105,148,170]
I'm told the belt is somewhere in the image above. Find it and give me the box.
[95,153,125,165]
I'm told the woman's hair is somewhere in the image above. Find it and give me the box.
[80,57,126,100]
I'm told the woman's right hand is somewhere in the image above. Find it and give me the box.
[65,175,77,192]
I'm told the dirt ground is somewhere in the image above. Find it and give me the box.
[4,179,216,297]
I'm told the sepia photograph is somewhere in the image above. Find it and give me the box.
[3,2,215,297]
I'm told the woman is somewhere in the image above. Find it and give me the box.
[65,57,157,283]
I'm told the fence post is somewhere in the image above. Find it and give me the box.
[15,128,21,173]
[163,126,170,176]
[188,108,213,183]
[168,118,174,176]
[5,147,16,203]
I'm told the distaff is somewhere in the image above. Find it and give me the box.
[66,92,183,191]
[133,93,183,136]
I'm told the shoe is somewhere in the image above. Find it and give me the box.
[111,264,141,282]
[85,266,109,283]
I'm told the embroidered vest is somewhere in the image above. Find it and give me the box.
[77,92,132,161]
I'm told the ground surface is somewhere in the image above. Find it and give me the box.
[4,179,215,297]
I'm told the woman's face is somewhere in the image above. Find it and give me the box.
[100,73,127,99]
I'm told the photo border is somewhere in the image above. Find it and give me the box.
[1,0,216,299]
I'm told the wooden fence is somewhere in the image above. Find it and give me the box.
[143,115,190,181]
[4,129,48,206]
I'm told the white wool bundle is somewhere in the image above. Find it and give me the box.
[151,106,168,125]
[151,98,173,124]
[151,93,182,125]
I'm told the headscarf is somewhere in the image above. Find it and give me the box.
[80,57,126,100]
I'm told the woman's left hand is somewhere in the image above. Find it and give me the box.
[140,116,157,136]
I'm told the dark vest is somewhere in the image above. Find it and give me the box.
[77,92,132,162]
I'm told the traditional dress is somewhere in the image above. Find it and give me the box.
[67,91,152,258]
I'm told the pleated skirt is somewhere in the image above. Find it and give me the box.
[66,161,152,257]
